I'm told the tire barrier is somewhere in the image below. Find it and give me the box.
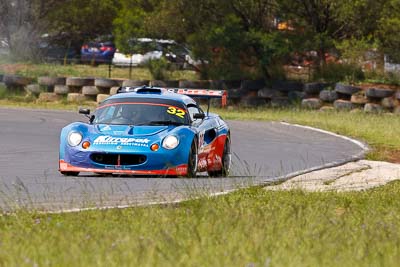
[54,85,70,95]
[301,98,323,109]
[334,100,354,111]
[2,75,400,114]
[364,103,384,113]
[25,84,41,95]
[303,82,330,94]
[3,75,33,88]
[365,88,395,99]
[38,77,66,87]
[319,90,338,103]
[67,93,88,103]
[94,78,119,88]
[335,83,361,95]
[350,92,368,105]
[66,77,94,87]
[82,86,100,96]
[38,92,62,102]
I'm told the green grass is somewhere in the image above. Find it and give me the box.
[0,62,198,81]
[1,184,400,266]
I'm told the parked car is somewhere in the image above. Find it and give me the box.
[38,33,79,63]
[112,38,201,68]
[59,86,230,177]
[81,40,116,64]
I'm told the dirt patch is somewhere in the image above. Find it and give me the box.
[387,150,400,164]
[358,83,400,90]
[0,63,28,74]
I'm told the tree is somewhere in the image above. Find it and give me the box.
[45,0,120,49]
[377,0,400,62]
[113,0,290,79]
[0,0,66,60]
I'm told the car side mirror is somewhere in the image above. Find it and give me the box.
[79,108,90,115]
[193,113,205,120]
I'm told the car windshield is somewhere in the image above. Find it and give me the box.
[93,102,188,126]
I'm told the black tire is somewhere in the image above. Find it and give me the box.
[95,78,119,88]
[54,85,70,95]
[301,98,322,109]
[240,96,266,107]
[82,86,99,96]
[319,90,338,103]
[271,80,303,92]
[208,136,231,177]
[365,88,395,99]
[334,83,361,95]
[186,140,198,178]
[303,82,328,94]
[38,77,66,86]
[60,171,79,176]
[3,75,32,86]
[66,77,94,87]
[334,99,354,110]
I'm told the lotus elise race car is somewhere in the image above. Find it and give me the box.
[59,86,231,177]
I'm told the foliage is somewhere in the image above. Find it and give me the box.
[45,0,120,45]
[312,63,364,83]
[146,58,170,80]
[335,37,379,65]
[377,0,400,62]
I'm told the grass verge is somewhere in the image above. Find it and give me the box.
[1,184,400,266]
[0,62,198,81]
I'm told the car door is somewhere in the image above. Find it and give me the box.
[187,104,219,170]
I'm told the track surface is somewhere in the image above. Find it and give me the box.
[0,108,365,211]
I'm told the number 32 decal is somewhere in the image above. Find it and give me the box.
[167,107,186,118]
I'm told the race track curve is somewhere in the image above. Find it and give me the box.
[0,107,366,211]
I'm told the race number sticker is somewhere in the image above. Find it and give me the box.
[167,106,186,118]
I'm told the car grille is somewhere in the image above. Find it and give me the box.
[90,153,147,165]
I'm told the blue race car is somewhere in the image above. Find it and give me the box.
[59,86,231,177]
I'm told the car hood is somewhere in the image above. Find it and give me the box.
[95,124,168,136]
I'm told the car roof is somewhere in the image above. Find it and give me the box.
[105,87,197,106]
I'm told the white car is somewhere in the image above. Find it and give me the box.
[112,50,163,66]
[112,38,203,68]
[112,38,170,67]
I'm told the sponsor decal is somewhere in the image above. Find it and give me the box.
[93,135,150,147]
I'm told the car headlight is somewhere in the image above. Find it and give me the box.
[162,135,179,149]
[68,131,83,147]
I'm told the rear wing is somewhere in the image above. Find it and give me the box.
[167,88,227,107]
[117,86,227,107]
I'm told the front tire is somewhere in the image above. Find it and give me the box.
[186,140,198,178]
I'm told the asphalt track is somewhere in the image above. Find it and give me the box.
[0,107,366,211]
